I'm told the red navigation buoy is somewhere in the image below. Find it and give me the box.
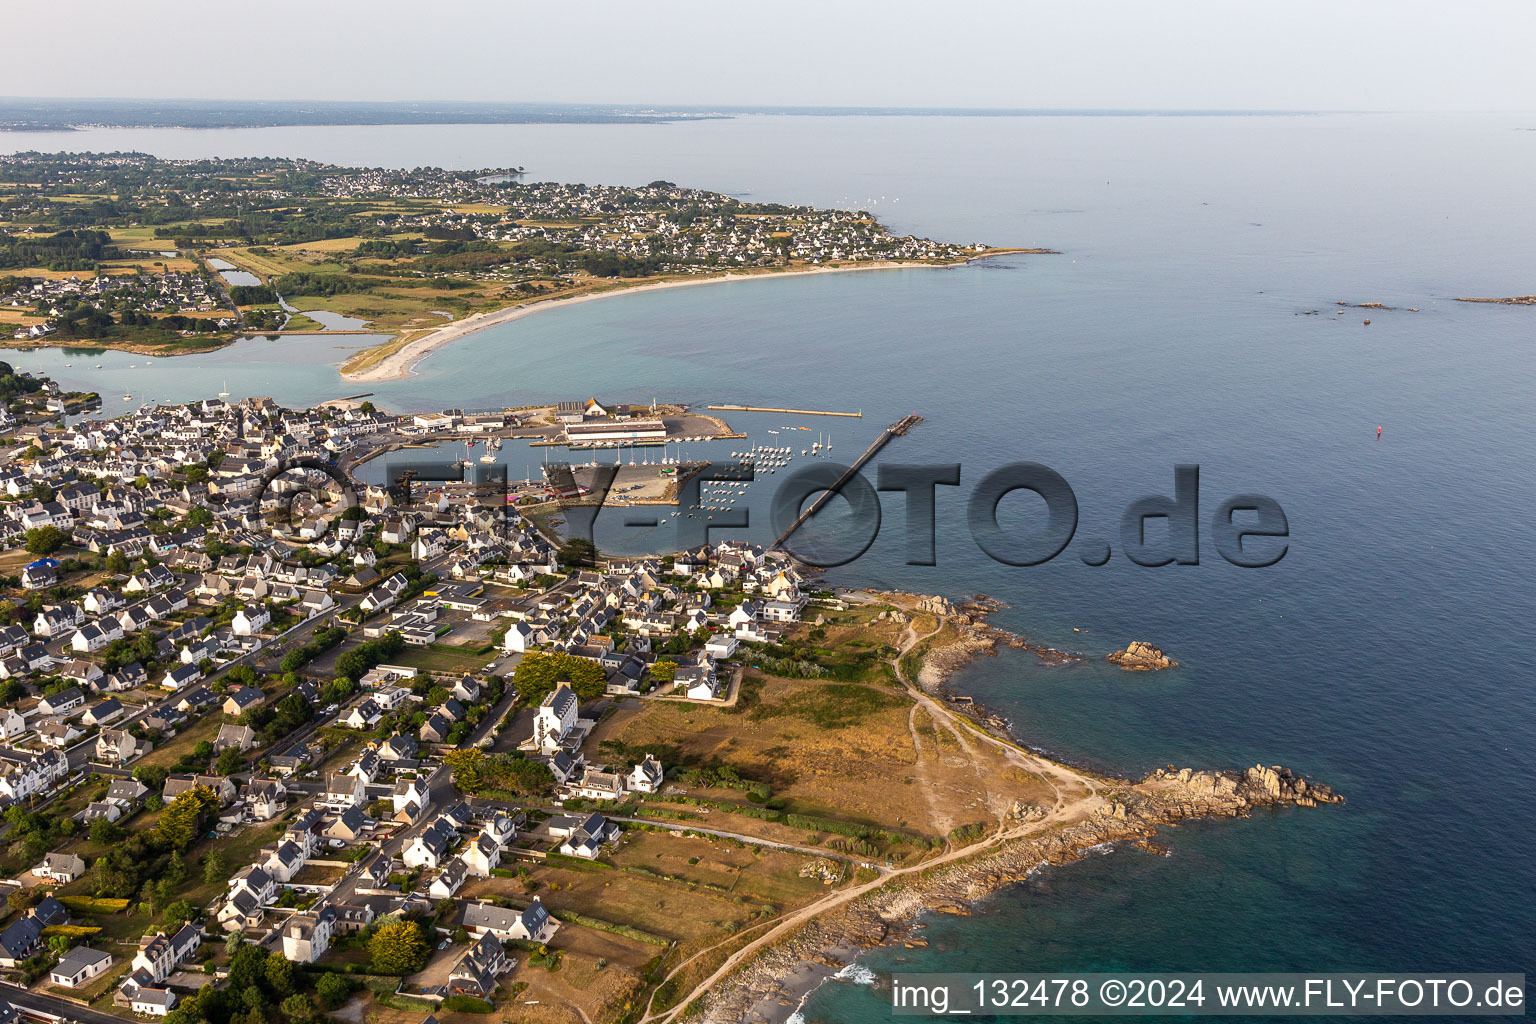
[1377,426,1382,439]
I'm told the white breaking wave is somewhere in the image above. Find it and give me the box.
[834,962,877,985]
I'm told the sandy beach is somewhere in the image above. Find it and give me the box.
[338,255,1034,383]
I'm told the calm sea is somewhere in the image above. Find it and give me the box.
[5,113,1533,1018]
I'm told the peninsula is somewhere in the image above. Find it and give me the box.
[0,153,1048,379]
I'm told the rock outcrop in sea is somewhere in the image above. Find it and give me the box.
[1108,640,1178,670]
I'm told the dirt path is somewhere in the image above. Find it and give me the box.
[641,607,1104,1024]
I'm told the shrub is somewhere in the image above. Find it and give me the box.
[440,996,494,1014]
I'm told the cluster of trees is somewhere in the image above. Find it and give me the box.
[151,785,223,850]
[355,238,419,259]
[368,917,432,974]
[278,625,346,673]
[511,650,607,704]
[229,285,277,305]
[118,310,225,334]
[98,631,158,673]
[657,625,713,656]
[87,805,198,900]
[245,693,313,746]
[23,525,66,555]
[3,805,77,863]
[443,748,554,797]
[163,934,315,1024]
[557,538,598,568]
[0,228,114,270]
[0,361,44,402]
[52,304,117,339]
[567,250,664,278]
[273,272,382,298]
[334,631,405,682]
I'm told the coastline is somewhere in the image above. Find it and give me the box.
[338,251,1048,383]
[665,590,1340,1024]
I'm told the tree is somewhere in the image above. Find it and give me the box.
[163,899,197,930]
[651,660,678,684]
[225,930,245,958]
[134,763,170,790]
[281,994,317,1024]
[203,850,227,883]
[7,887,39,915]
[216,746,244,775]
[369,919,430,975]
[512,650,608,704]
[444,748,553,797]
[164,850,188,887]
[153,785,221,850]
[557,538,598,568]
[315,973,351,1010]
[89,816,123,844]
[187,506,214,528]
[105,549,131,574]
[24,526,65,556]
[226,942,269,1000]
[264,951,295,998]
[138,878,162,916]
[358,401,376,414]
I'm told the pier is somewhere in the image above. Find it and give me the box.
[769,412,923,551]
[708,404,862,418]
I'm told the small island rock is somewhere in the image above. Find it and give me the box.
[1107,641,1178,671]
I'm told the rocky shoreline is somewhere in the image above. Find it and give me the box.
[702,765,1341,1024]
[686,587,1339,1024]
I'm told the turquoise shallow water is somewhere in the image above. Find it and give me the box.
[4,113,1533,1016]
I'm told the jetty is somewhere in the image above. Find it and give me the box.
[708,404,862,418]
[769,412,922,551]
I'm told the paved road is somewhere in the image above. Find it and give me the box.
[1,982,127,1024]
[63,605,354,771]
[467,684,519,749]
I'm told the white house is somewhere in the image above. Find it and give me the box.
[531,681,579,754]
[281,907,335,964]
[50,946,114,988]
[629,754,665,793]
[231,605,271,636]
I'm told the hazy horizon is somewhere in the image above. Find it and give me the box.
[10,0,1536,113]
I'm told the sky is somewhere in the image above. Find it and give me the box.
[11,0,1536,112]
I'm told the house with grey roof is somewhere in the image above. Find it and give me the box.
[462,896,558,943]
[50,946,113,988]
